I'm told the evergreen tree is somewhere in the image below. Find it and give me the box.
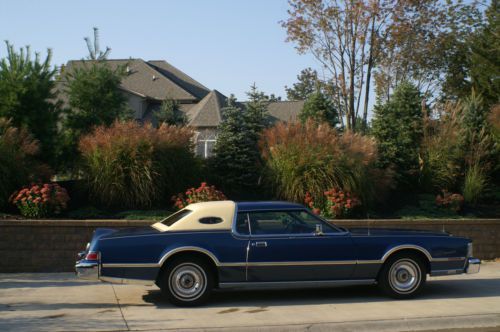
[153,98,187,126]
[285,68,319,100]
[299,91,339,127]
[84,27,111,60]
[372,82,424,186]
[469,0,500,108]
[61,62,128,169]
[211,96,261,197]
[0,42,60,166]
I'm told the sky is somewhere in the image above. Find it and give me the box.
[0,0,317,101]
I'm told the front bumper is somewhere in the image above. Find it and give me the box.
[465,257,481,274]
[75,261,99,280]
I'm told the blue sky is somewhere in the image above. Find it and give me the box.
[0,0,317,101]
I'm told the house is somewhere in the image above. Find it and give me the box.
[58,59,304,158]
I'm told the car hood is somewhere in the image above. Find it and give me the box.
[99,226,161,239]
[347,227,450,237]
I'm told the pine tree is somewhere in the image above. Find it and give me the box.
[0,42,60,166]
[469,0,500,108]
[372,82,424,185]
[211,96,261,197]
[285,68,319,100]
[153,98,187,126]
[299,91,339,127]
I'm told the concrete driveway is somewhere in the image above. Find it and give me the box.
[1,263,500,332]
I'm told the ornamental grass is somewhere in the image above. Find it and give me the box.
[79,121,198,208]
[259,120,392,207]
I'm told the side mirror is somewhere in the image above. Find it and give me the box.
[315,224,324,236]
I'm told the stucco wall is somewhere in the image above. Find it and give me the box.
[0,219,498,273]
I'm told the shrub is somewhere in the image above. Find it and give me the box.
[463,163,488,206]
[420,102,466,192]
[305,188,360,219]
[79,121,197,208]
[0,118,51,210]
[260,120,391,207]
[10,183,69,218]
[371,82,424,187]
[172,182,226,210]
[435,190,464,212]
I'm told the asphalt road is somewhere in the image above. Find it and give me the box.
[1,262,500,332]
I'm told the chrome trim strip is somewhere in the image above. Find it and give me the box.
[248,260,358,267]
[99,276,155,285]
[431,257,466,262]
[158,246,222,266]
[430,269,464,276]
[357,260,383,264]
[101,259,386,269]
[219,279,376,289]
[381,245,433,262]
[102,263,159,268]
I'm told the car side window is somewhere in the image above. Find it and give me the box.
[246,211,306,235]
[288,210,339,233]
[236,212,250,235]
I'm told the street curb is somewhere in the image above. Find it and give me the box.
[166,313,500,332]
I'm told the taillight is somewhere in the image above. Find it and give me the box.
[85,251,99,261]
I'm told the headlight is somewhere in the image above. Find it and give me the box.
[467,242,473,257]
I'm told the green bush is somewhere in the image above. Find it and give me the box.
[463,163,488,206]
[79,121,198,208]
[259,120,393,207]
[0,118,50,210]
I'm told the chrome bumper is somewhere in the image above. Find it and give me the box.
[465,257,481,274]
[75,261,99,280]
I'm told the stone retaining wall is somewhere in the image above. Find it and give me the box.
[0,219,499,273]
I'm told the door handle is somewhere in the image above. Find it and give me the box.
[252,241,268,248]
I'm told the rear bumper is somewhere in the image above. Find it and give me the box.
[75,261,99,280]
[465,257,481,274]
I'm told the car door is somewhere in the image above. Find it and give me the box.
[245,210,357,282]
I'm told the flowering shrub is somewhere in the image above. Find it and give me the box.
[172,182,226,210]
[304,188,360,219]
[10,183,70,218]
[435,190,464,212]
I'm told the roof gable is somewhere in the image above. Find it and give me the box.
[188,90,227,127]
[63,59,199,101]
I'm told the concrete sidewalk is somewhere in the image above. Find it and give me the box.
[0,263,499,332]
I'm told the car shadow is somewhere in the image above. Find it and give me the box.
[142,278,500,309]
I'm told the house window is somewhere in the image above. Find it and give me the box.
[196,139,216,158]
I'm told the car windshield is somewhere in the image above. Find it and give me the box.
[160,209,192,227]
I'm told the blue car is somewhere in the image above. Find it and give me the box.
[76,201,480,306]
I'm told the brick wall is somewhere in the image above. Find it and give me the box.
[0,219,499,273]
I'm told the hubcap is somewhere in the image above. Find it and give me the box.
[389,259,421,294]
[169,263,207,301]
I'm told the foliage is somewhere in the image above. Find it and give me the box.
[79,121,197,208]
[285,68,319,100]
[420,102,466,191]
[61,61,129,169]
[10,183,69,218]
[372,82,423,186]
[299,91,339,127]
[172,182,226,210]
[84,27,111,60]
[153,98,187,126]
[435,190,464,212]
[0,42,60,166]
[376,1,481,103]
[463,163,488,206]
[395,194,463,219]
[305,189,360,219]
[211,90,267,197]
[0,118,51,210]
[260,120,391,207]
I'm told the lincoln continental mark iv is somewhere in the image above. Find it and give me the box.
[76,201,480,306]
